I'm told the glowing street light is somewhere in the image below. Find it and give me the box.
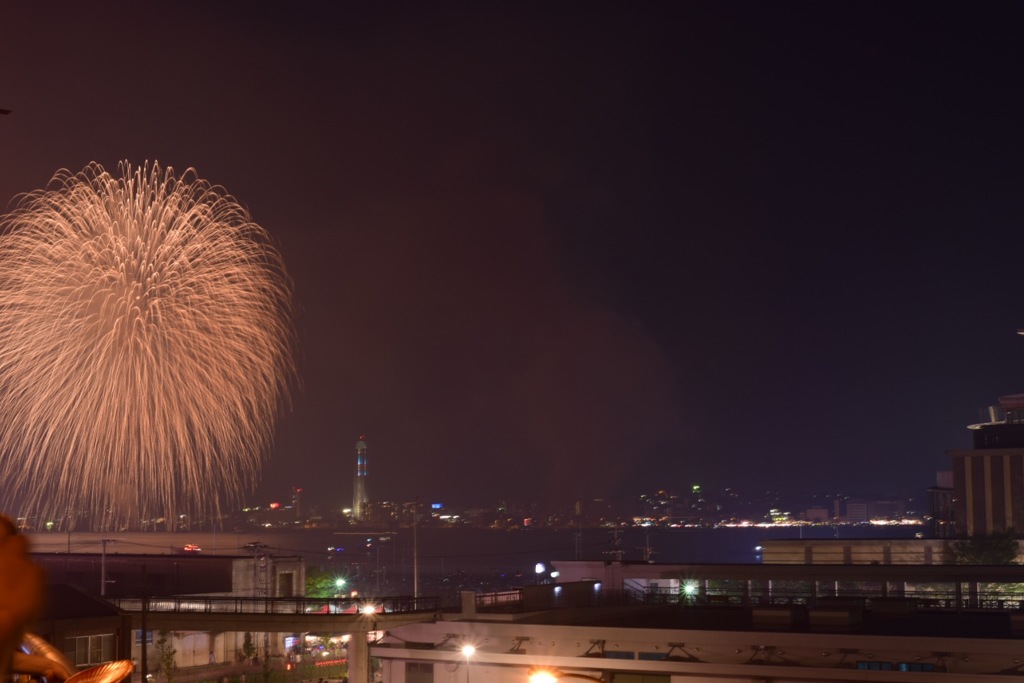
[528,668,603,683]
[529,670,558,683]
[461,645,475,683]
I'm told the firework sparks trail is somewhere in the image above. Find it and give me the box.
[0,162,294,527]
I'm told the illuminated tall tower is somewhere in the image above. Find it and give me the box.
[353,436,369,521]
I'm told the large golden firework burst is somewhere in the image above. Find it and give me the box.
[0,162,294,528]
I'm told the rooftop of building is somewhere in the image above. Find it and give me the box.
[491,601,1022,640]
[380,581,1024,682]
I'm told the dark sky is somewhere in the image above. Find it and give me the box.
[3,2,1024,512]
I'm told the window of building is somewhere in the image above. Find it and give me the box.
[406,662,433,683]
[857,661,893,671]
[278,571,294,597]
[611,673,668,683]
[64,634,115,667]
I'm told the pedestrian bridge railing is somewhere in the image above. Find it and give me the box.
[109,595,441,615]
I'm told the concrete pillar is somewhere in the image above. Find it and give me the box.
[349,629,370,683]
[968,581,979,609]
[461,591,477,617]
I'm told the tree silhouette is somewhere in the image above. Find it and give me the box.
[155,632,177,683]
[952,529,1020,565]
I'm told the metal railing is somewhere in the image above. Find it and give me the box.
[641,586,1024,612]
[109,594,440,615]
[107,586,1024,617]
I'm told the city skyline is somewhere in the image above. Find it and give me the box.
[4,4,1024,514]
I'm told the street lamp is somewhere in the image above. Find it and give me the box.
[528,669,604,683]
[529,670,558,683]
[461,645,475,683]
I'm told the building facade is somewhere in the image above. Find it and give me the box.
[372,573,1024,683]
[949,393,1024,536]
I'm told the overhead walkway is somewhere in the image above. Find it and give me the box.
[108,595,441,632]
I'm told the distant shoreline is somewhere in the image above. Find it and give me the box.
[23,524,925,570]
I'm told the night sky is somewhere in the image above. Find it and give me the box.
[3,2,1024,512]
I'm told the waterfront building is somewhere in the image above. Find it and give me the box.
[802,506,829,522]
[844,500,869,523]
[949,394,1024,536]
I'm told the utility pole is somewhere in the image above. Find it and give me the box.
[100,538,115,596]
[244,542,270,669]
[140,564,148,683]
[413,499,419,599]
[638,530,656,563]
[66,509,73,553]
[604,530,625,562]
[245,542,269,597]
